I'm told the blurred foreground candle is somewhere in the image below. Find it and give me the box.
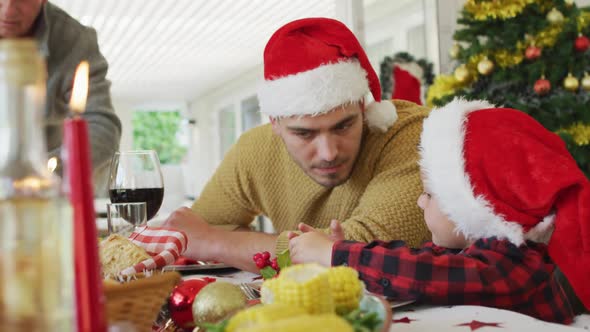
[63,61,106,332]
[0,39,75,331]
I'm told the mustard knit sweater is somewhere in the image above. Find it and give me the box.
[192,100,431,253]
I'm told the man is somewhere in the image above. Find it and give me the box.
[0,0,121,191]
[163,18,430,272]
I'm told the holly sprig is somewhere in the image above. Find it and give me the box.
[253,249,291,280]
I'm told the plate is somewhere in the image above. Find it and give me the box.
[389,299,416,308]
[359,294,393,332]
[162,262,238,275]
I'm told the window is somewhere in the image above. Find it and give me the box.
[132,110,188,165]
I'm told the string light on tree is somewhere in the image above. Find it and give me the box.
[574,34,590,52]
[581,73,590,92]
[546,8,564,25]
[454,64,471,83]
[477,57,494,75]
[534,75,551,95]
[563,73,580,92]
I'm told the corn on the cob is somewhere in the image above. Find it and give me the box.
[260,263,334,314]
[225,303,305,332]
[327,266,364,314]
[234,313,353,332]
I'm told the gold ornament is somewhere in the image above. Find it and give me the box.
[449,43,460,59]
[477,57,494,75]
[565,0,574,7]
[192,282,248,326]
[547,8,564,25]
[581,73,590,91]
[563,73,579,92]
[454,65,471,83]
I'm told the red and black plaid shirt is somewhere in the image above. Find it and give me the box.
[332,237,576,324]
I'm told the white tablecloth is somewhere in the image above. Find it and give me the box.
[184,270,589,332]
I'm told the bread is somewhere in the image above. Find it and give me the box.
[100,234,150,276]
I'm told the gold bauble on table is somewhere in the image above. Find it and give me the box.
[563,73,579,92]
[477,57,494,75]
[547,8,564,25]
[192,282,248,326]
[581,73,590,91]
[449,43,460,59]
[454,64,471,83]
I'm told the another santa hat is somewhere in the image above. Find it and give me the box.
[419,98,590,311]
[257,18,397,132]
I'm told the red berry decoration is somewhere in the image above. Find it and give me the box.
[270,257,279,271]
[525,45,542,60]
[253,253,262,261]
[534,77,551,95]
[261,251,271,261]
[574,35,590,52]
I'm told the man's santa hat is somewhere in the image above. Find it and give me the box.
[257,18,397,132]
[419,98,590,311]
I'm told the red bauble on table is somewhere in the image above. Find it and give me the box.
[168,278,216,330]
[534,77,551,95]
[525,45,542,60]
[574,35,590,52]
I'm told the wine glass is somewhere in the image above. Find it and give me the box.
[108,150,164,221]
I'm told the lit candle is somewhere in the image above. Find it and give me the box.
[47,157,57,173]
[63,61,106,332]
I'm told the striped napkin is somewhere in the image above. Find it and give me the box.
[120,226,188,276]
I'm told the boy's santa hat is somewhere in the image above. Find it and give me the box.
[257,18,397,132]
[419,98,590,311]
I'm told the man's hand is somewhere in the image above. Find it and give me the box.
[161,207,278,272]
[288,220,344,267]
[161,207,221,262]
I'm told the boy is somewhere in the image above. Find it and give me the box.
[288,98,589,324]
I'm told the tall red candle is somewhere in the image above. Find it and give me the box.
[64,61,106,332]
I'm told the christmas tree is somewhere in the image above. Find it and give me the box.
[427,0,590,176]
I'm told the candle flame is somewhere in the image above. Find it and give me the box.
[47,157,57,173]
[70,61,89,114]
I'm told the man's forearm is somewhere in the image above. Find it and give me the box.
[196,229,279,273]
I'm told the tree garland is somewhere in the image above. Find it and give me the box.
[380,52,434,100]
[464,0,538,21]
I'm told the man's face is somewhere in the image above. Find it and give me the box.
[0,0,45,38]
[272,102,364,188]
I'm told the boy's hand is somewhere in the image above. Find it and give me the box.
[288,220,343,267]
[288,219,345,242]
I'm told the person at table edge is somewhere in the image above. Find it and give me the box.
[162,17,430,272]
[0,0,122,191]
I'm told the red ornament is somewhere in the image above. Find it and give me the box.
[534,77,551,95]
[525,45,542,60]
[168,278,216,330]
[574,35,590,52]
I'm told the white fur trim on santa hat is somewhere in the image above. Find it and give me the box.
[258,59,397,131]
[420,98,533,246]
[365,100,398,132]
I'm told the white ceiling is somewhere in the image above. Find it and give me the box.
[51,0,337,102]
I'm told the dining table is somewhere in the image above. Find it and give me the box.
[180,268,590,332]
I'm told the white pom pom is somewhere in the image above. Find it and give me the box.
[365,100,398,132]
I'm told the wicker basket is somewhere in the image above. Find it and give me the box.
[103,271,181,331]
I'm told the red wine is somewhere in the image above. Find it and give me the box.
[109,187,164,220]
